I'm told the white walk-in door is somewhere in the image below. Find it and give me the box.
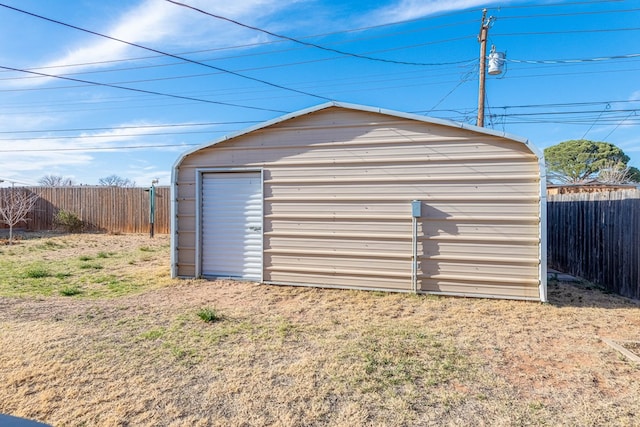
[201,172,262,280]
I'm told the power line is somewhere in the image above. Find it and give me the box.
[0,143,201,153]
[498,7,640,19]
[507,53,640,64]
[3,107,637,143]
[0,2,331,101]
[504,100,639,109]
[0,0,614,83]
[165,0,474,67]
[492,0,624,9]
[2,53,636,116]
[496,108,635,117]
[0,38,298,77]
[10,99,630,134]
[0,65,288,113]
[0,39,477,89]
[0,129,244,141]
[4,120,638,150]
[492,66,640,80]
[494,28,640,37]
[426,67,476,113]
[602,111,637,140]
[496,119,640,125]
[18,1,629,96]
[0,15,482,79]
[5,53,637,114]
[0,60,476,104]
[2,68,452,108]
[582,104,612,138]
[0,42,476,92]
[20,55,621,104]
[8,61,637,115]
[496,57,640,73]
[0,121,261,134]
[0,33,476,83]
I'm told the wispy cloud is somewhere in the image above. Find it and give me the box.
[0,112,60,130]
[365,0,505,24]
[13,0,290,85]
[0,119,211,184]
[125,159,171,186]
[2,148,93,185]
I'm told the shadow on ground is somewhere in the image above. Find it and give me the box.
[547,278,640,309]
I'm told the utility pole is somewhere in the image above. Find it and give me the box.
[477,9,491,128]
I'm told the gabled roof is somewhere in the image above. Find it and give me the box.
[173,101,544,169]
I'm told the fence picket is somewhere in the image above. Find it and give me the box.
[0,186,170,234]
[547,190,640,300]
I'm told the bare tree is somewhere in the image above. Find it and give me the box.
[98,175,136,187]
[598,161,634,184]
[0,188,39,244]
[38,175,75,186]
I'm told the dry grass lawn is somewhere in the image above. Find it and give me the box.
[0,232,639,426]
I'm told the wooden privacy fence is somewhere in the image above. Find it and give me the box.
[547,189,640,300]
[0,186,170,234]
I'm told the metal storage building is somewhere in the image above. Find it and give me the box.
[171,102,547,301]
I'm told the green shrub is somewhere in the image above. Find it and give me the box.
[60,285,82,296]
[197,307,222,323]
[53,210,84,233]
[25,265,50,278]
[79,263,103,270]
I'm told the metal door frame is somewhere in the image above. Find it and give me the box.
[195,168,264,280]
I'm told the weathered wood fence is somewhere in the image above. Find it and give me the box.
[547,190,640,300]
[0,186,170,234]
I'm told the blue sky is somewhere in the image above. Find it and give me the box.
[0,0,638,187]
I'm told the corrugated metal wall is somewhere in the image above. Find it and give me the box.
[174,106,542,300]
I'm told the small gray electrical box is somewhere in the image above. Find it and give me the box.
[411,200,421,217]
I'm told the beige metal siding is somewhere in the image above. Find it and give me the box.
[174,106,542,299]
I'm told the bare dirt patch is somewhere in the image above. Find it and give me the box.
[0,234,639,426]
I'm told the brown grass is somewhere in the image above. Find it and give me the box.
[0,234,639,426]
